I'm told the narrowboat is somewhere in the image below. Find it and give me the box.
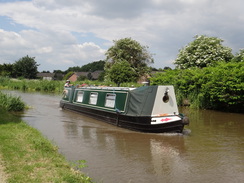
[60,85,189,133]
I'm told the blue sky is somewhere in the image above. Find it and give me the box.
[0,0,244,72]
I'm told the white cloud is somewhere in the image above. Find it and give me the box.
[0,0,244,71]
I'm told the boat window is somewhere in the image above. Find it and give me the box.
[89,92,98,105]
[105,93,116,108]
[76,91,84,102]
[163,87,169,103]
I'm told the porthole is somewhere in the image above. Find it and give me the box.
[163,95,169,103]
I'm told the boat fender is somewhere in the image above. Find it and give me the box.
[179,113,189,125]
[182,116,190,125]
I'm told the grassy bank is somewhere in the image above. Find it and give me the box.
[0,77,142,93]
[0,77,65,93]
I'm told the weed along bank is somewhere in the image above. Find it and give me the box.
[60,85,189,133]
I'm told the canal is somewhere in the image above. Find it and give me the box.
[7,91,244,183]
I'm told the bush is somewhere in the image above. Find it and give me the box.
[0,92,25,111]
[150,62,244,112]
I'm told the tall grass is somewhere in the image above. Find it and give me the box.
[0,78,64,93]
[0,77,143,93]
[0,92,25,111]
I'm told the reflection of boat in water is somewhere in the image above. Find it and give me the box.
[60,85,189,133]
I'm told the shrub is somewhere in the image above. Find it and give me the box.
[0,92,25,111]
[150,62,244,112]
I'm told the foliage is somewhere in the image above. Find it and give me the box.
[77,75,87,81]
[105,37,154,80]
[12,55,40,79]
[150,62,244,112]
[0,78,65,93]
[87,72,93,80]
[97,71,105,81]
[63,71,74,80]
[0,92,25,111]
[0,63,13,77]
[0,77,142,93]
[79,60,105,72]
[174,35,233,69]
[65,60,105,73]
[232,49,244,62]
[107,60,137,86]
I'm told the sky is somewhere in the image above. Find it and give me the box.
[0,0,244,72]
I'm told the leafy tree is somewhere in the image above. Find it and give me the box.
[65,60,105,73]
[107,60,137,86]
[0,63,13,77]
[80,60,105,72]
[65,66,83,73]
[87,72,93,80]
[77,75,87,81]
[232,49,244,62]
[63,71,74,80]
[53,70,64,80]
[163,66,172,70]
[97,71,105,81]
[13,55,39,79]
[53,70,63,74]
[174,35,233,69]
[105,38,154,80]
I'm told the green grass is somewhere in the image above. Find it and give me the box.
[0,76,144,94]
[0,91,26,111]
[0,109,93,183]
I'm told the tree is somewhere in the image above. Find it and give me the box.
[65,60,105,73]
[0,63,13,77]
[105,38,154,81]
[77,75,87,81]
[80,60,105,72]
[107,60,137,86]
[163,66,172,70]
[63,71,74,80]
[232,49,244,62]
[13,55,39,79]
[174,35,233,69]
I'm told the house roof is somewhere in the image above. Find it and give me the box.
[37,73,55,78]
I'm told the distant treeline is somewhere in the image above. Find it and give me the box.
[0,58,106,80]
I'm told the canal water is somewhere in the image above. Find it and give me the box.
[6,91,244,183]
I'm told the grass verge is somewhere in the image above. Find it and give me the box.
[0,109,92,183]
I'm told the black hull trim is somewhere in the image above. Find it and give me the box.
[60,101,185,133]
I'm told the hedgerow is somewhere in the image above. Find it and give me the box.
[150,62,244,112]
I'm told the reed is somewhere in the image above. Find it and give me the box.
[0,77,143,93]
[0,92,25,111]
